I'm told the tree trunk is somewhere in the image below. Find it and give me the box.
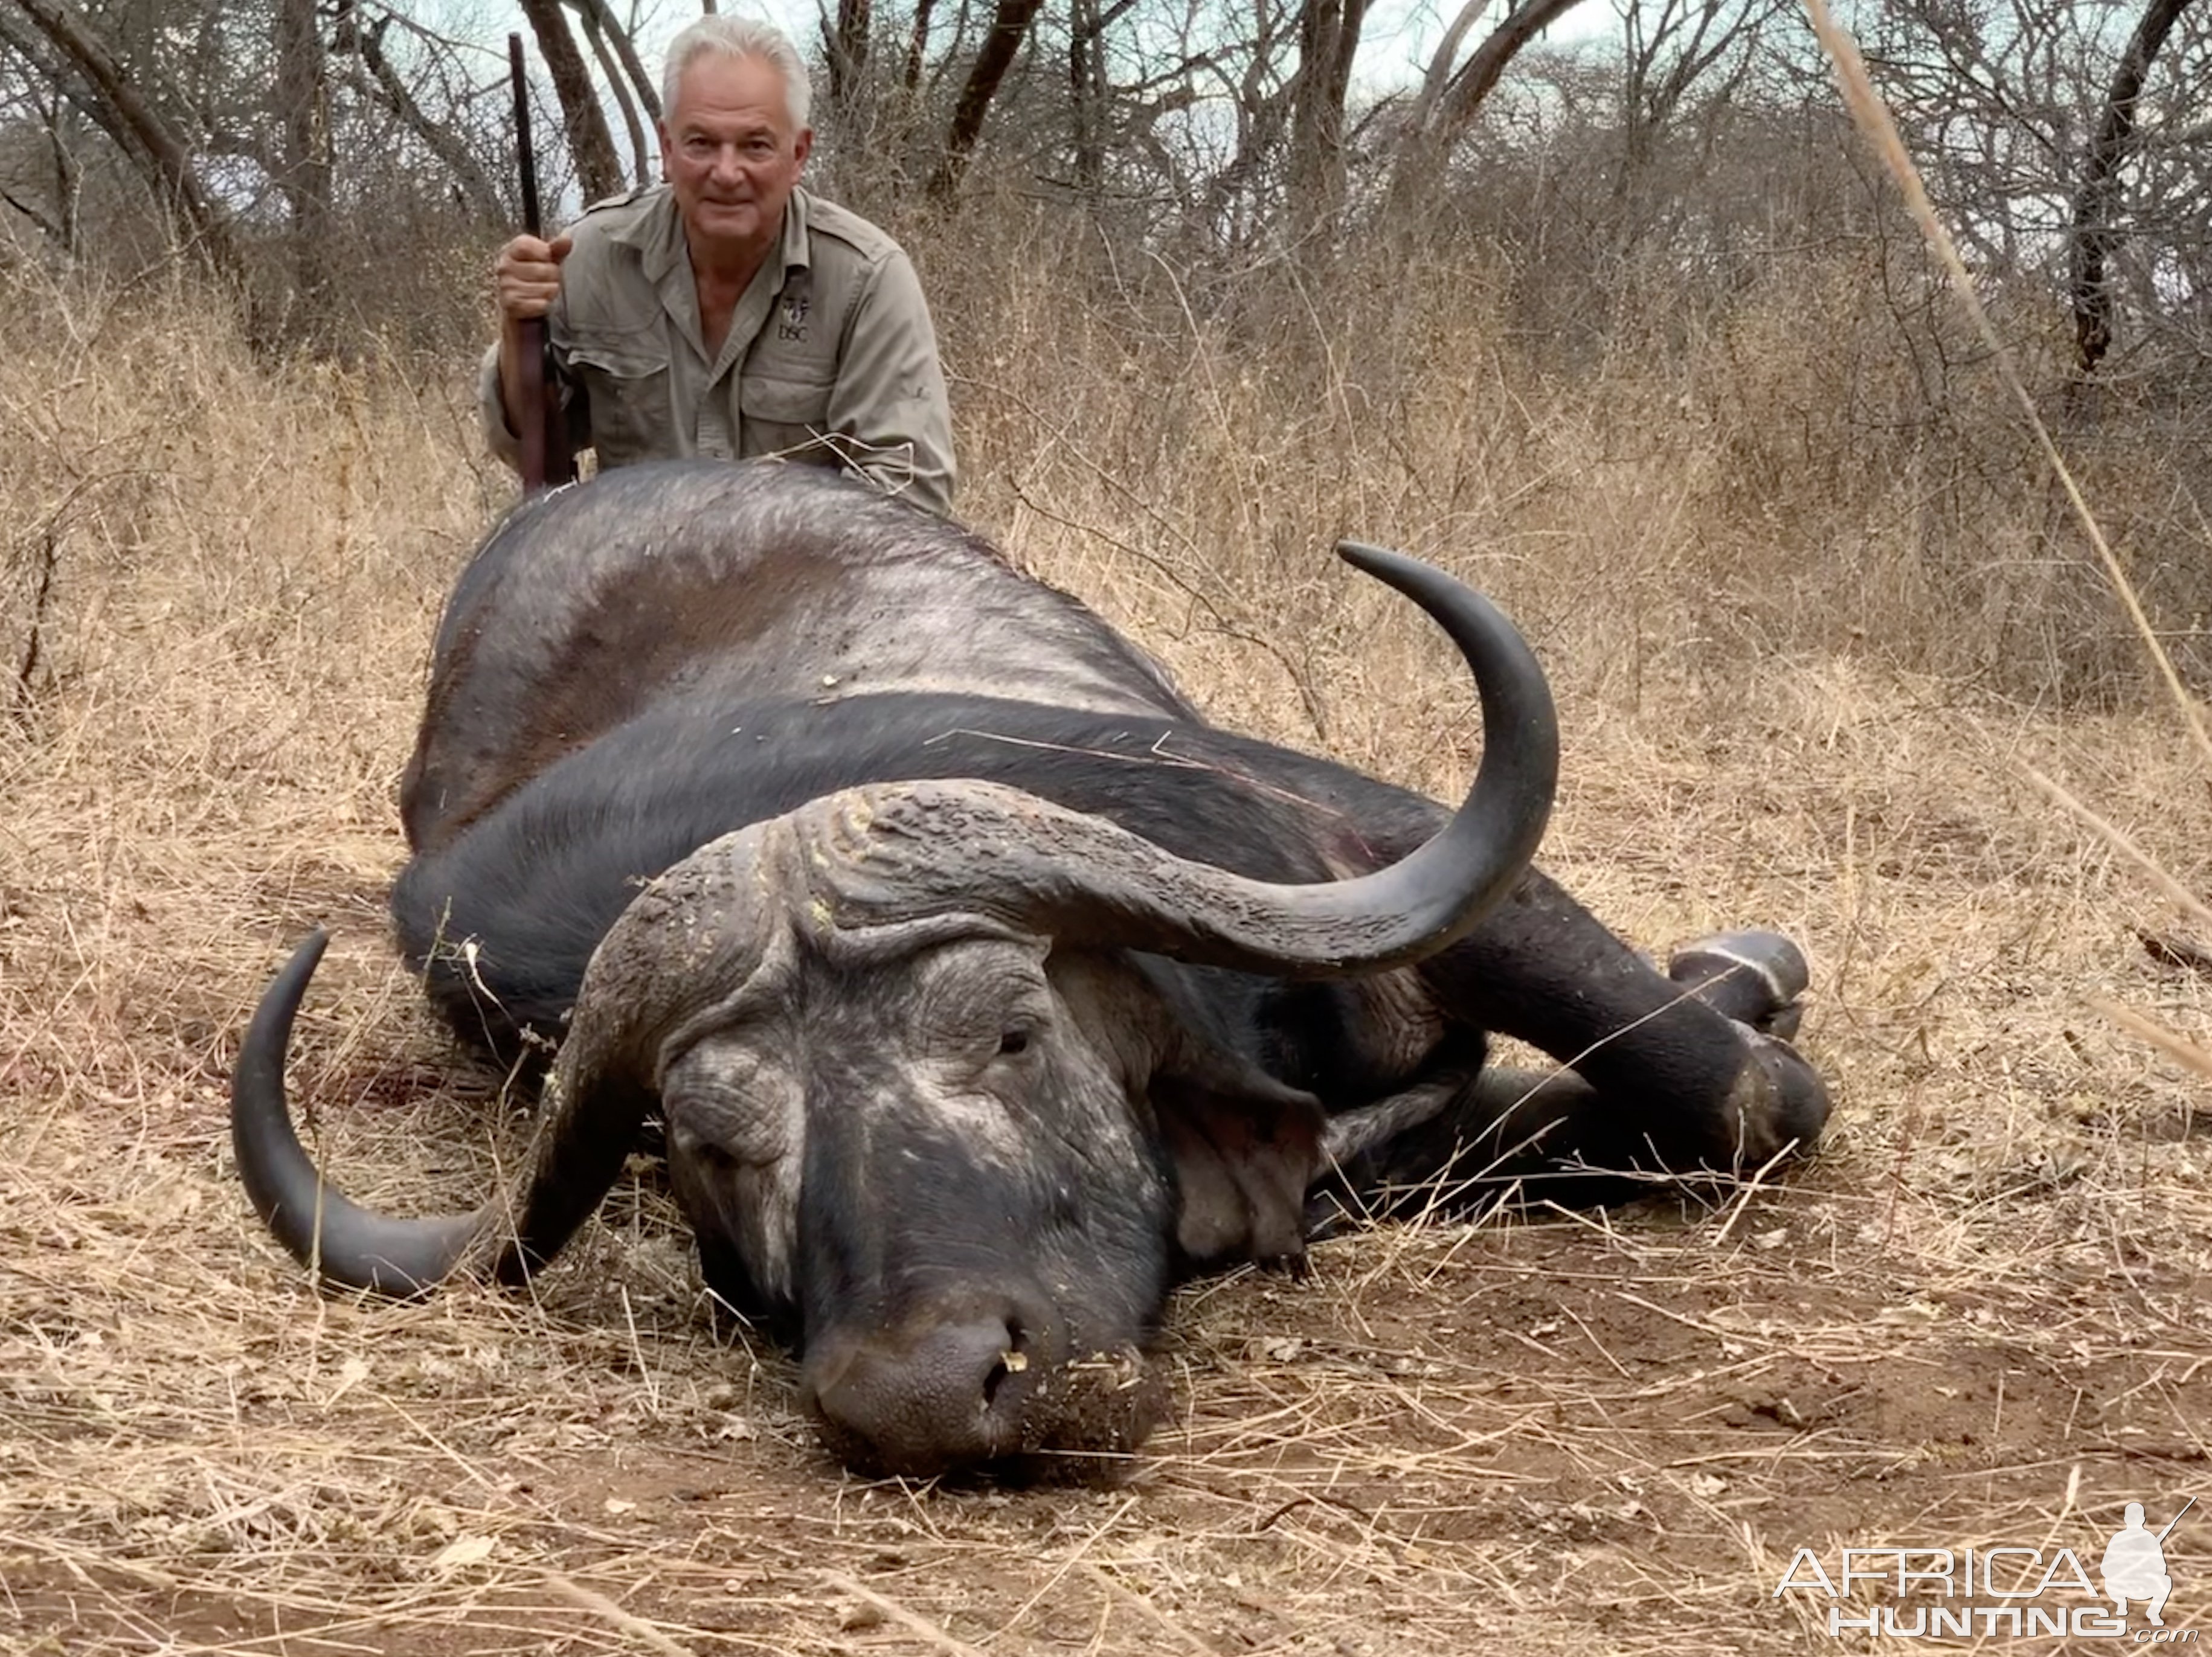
[923,0,1046,200]
[516,0,625,203]
[274,0,332,318]
[2069,0,2198,377]
[1067,0,1105,192]
[12,89,82,254]
[904,0,937,91]
[1389,0,1591,211]
[1288,0,1371,233]
[8,0,242,280]
[828,0,873,107]
[566,0,660,124]
[342,18,506,223]
[577,0,650,185]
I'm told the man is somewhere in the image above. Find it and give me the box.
[482,16,956,514]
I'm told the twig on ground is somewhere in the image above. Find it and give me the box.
[818,1571,995,1657]
[541,1572,698,1657]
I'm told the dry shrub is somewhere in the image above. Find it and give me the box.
[905,191,2212,715]
[1,263,495,1104]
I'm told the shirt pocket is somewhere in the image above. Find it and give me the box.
[566,325,674,466]
[738,373,834,465]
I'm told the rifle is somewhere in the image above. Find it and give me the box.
[2155,1496,2196,1545]
[508,33,575,491]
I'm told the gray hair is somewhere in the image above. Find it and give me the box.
[662,15,812,130]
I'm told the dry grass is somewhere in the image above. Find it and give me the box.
[2,230,2208,1655]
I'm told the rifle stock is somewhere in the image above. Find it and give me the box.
[508,33,574,492]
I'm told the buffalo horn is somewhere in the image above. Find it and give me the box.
[774,541,1557,976]
[231,928,668,1296]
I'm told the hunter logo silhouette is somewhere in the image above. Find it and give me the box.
[2103,1498,2192,1627]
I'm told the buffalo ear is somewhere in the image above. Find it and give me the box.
[1151,1056,1325,1273]
[1044,949,1326,1271]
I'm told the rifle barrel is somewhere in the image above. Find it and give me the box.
[2155,1495,2195,1545]
[508,34,542,239]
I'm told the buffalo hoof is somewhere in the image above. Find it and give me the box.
[1734,1025,1831,1164]
[1670,930,1809,1041]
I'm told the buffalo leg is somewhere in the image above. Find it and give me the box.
[1387,870,1829,1192]
[1311,1051,1817,1225]
[1313,1067,1656,1220]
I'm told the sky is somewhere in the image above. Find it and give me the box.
[529,0,1621,122]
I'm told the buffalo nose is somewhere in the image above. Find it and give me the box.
[805,1298,1050,1475]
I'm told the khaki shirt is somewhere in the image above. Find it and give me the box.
[480,184,955,515]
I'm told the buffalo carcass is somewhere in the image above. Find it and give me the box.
[233,460,1828,1476]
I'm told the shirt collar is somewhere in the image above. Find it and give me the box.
[616,184,813,284]
[779,186,813,277]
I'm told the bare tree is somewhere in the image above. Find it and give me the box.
[924,0,1048,200]
[4,0,243,277]
[516,0,624,201]
[575,0,649,185]
[329,2,506,222]
[905,0,937,89]
[827,0,872,108]
[584,0,659,121]
[1389,0,1595,205]
[1066,0,1115,188]
[1617,0,1780,179]
[0,34,82,252]
[1830,0,2212,386]
[0,0,577,342]
[1286,0,1372,226]
[2069,0,2200,375]
[273,0,332,313]
[1186,0,1301,248]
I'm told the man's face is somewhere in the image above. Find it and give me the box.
[659,53,812,264]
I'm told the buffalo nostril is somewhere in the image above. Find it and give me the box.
[806,1309,1050,1474]
[982,1323,1029,1409]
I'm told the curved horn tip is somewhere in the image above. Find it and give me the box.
[290,925,332,975]
[1333,540,1514,617]
[231,928,336,1226]
[236,928,333,1084]
[1334,540,1500,615]
[1333,538,1403,573]
[233,925,469,1293]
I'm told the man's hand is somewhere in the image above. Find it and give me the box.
[497,233,574,454]
[495,234,573,322]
